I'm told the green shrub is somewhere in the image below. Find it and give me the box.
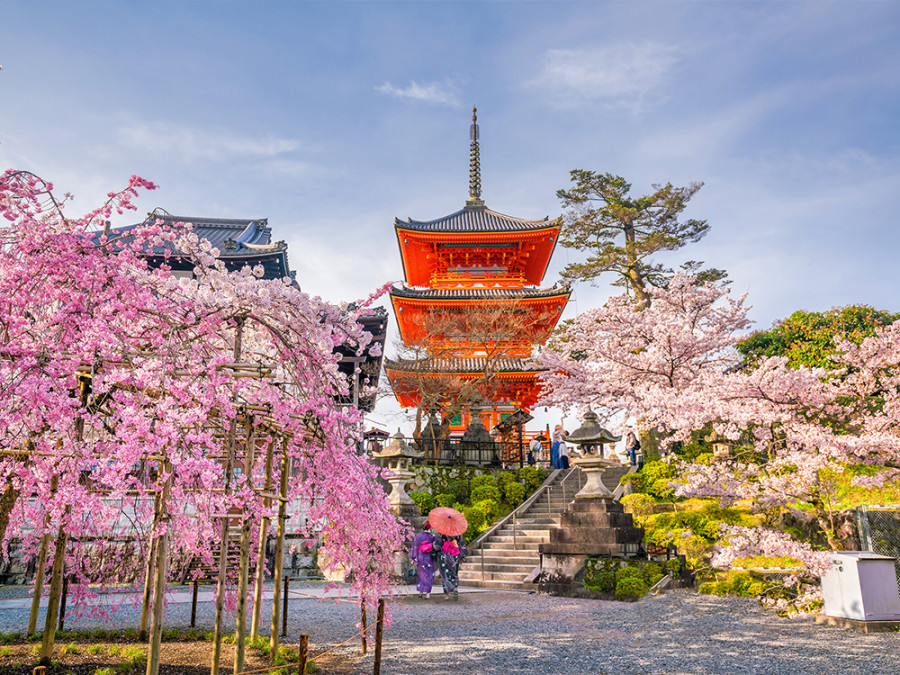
[503,482,526,505]
[649,478,675,500]
[584,557,618,593]
[471,498,501,522]
[620,493,656,522]
[664,558,681,575]
[470,485,502,504]
[93,669,116,675]
[615,576,648,601]
[107,645,121,656]
[615,565,643,584]
[470,474,496,490]
[642,562,663,583]
[0,646,10,657]
[497,470,517,487]
[517,466,546,491]
[409,491,434,514]
[434,492,457,508]
[87,644,104,655]
[697,571,765,598]
[60,642,79,655]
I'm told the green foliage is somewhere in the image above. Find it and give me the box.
[60,642,78,655]
[470,484,502,504]
[642,562,663,583]
[615,565,643,584]
[620,493,656,523]
[434,492,457,508]
[470,474,496,490]
[664,558,682,575]
[737,305,900,371]
[615,576,648,601]
[0,646,10,657]
[583,557,618,593]
[556,169,714,298]
[698,571,765,598]
[517,466,547,491]
[503,482,527,505]
[107,645,121,657]
[496,471,517,489]
[93,669,116,675]
[87,644,104,655]
[409,491,433,513]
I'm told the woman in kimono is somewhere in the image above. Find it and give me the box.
[409,522,438,598]
[437,533,467,600]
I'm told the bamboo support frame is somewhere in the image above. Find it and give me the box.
[269,440,289,655]
[250,439,275,640]
[234,419,257,674]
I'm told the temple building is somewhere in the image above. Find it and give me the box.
[107,211,386,412]
[384,109,570,434]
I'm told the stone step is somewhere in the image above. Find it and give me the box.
[491,534,548,544]
[457,562,535,574]
[484,541,542,552]
[464,555,538,566]
[458,579,537,591]
[458,570,530,582]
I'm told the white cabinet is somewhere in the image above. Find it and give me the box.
[821,551,900,621]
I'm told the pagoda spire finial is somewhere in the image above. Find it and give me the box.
[466,106,484,208]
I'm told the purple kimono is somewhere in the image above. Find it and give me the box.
[410,531,438,593]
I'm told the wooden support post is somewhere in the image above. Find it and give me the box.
[146,461,173,675]
[360,602,367,655]
[190,578,199,628]
[57,574,69,633]
[282,576,289,637]
[250,439,275,640]
[28,527,52,636]
[39,523,68,664]
[234,421,257,674]
[269,440,289,656]
[373,598,385,675]
[145,527,169,675]
[139,523,158,640]
[211,315,244,675]
[298,634,308,675]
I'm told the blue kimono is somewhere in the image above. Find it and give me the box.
[410,531,438,593]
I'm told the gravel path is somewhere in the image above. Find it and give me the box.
[1,583,897,674]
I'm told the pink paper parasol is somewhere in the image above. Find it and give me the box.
[427,507,468,537]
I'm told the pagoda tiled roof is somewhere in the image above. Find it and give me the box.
[395,204,556,233]
[384,356,546,374]
[390,284,570,301]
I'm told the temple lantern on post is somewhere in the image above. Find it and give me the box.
[564,411,622,500]
[370,431,423,506]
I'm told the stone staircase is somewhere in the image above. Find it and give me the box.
[459,464,632,590]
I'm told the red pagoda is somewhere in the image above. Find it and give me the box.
[384,109,570,434]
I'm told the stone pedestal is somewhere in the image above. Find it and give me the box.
[538,498,643,596]
[572,455,615,499]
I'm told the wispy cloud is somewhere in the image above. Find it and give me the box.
[528,43,680,111]
[375,78,462,107]
[115,121,302,163]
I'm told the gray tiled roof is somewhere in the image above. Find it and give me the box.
[395,205,555,233]
[390,284,570,301]
[384,356,546,374]
[119,214,280,257]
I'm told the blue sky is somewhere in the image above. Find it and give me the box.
[3,1,900,432]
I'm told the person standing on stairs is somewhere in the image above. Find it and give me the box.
[558,434,570,470]
[550,424,564,469]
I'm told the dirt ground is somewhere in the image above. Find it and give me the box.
[0,639,360,674]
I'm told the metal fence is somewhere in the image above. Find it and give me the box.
[857,505,900,586]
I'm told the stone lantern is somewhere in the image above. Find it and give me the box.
[564,410,621,499]
[371,430,423,506]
